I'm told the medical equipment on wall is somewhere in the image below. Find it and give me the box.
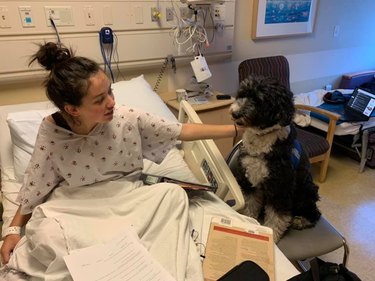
[99,27,115,82]
[99,27,125,83]
[152,0,224,94]
[172,2,218,88]
[190,54,212,82]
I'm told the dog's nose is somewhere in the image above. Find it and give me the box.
[232,111,241,119]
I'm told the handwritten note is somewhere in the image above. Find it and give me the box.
[64,227,176,281]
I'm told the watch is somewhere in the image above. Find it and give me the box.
[3,226,22,237]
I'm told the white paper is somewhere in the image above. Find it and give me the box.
[64,227,176,281]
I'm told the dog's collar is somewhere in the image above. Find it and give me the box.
[247,124,290,137]
[256,125,289,136]
[242,125,291,156]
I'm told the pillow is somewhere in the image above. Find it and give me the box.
[7,109,55,182]
[112,75,177,121]
[6,76,180,183]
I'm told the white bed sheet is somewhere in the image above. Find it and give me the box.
[294,88,375,136]
[0,75,299,280]
[0,178,298,281]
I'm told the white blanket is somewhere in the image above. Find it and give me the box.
[1,180,299,281]
[6,180,203,281]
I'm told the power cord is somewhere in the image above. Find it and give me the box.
[170,4,211,55]
[49,17,61,46]
[153,55,176,93]
[113,33,126,81]
[99,27,115,82]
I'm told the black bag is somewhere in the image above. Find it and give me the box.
[287,258,361,281]
[217,260,269,281]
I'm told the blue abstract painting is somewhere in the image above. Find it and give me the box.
[265,0,312,24]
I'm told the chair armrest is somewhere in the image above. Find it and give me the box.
[295,104,340,121]
[295,104,340,144]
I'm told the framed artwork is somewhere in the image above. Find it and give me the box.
[252,0,319,39]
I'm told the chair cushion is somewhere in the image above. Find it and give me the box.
[277,216,345,261]
[296,128,329,158]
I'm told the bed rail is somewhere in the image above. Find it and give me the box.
[177,100,244,211]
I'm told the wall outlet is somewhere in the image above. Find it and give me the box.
[166,7,174,21]
[213,3,225,21]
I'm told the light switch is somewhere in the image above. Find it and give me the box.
[333,25,340,37]
[103,6,113,25]
[19,6,35,27]
[84,6,95,26]
[134,7,143,24]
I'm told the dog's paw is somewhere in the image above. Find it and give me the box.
[291,216,314,230]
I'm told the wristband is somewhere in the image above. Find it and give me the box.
[3,226,21,237]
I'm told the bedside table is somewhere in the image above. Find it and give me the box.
[159,92,235,158]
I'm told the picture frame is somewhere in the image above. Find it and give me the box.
[252,0,319,39]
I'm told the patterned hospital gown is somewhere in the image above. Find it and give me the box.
[17,106,182,215]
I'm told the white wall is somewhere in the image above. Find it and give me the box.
[0,0,235,83]
[1,0,375,104]
[204,0,375,95]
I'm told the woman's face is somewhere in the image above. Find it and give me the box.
[77,70,116,126]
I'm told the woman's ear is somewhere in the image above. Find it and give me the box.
[64,104,80,117]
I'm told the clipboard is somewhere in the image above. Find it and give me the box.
[202,217,275,281]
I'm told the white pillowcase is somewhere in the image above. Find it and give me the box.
[112,75,177,121]
[7,109,55,182]
[6,75,184,183]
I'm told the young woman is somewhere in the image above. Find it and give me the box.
[0,42,239,280]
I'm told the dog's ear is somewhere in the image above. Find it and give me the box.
[263,80,295,126]
[278,91,295,125]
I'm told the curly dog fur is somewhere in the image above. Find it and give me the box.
[230,76,321,242]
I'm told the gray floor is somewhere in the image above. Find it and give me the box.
[311,151,375,281]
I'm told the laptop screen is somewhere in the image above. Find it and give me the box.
[345,88,375,121]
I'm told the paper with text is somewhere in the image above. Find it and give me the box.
[203,217,275,281]
[63,227,176,281]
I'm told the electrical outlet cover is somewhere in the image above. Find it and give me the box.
[166,7,174,21]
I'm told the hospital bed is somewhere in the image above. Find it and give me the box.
[294,70,375,173]
[0,75,299,280]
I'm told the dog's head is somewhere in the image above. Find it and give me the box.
[230,75,295,130]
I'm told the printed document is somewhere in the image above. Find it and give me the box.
[64,226,176,281]
[203,217,275,281]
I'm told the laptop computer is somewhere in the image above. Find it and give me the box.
[344,87,375,121]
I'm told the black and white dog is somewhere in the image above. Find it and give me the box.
[230,75,321,242]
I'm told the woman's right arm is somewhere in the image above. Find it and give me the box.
[0,206,31,265]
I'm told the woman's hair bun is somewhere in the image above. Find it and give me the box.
[30,42,72,70]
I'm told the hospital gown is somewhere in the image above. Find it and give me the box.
[17,105,182,214]
[4,105,206,281]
